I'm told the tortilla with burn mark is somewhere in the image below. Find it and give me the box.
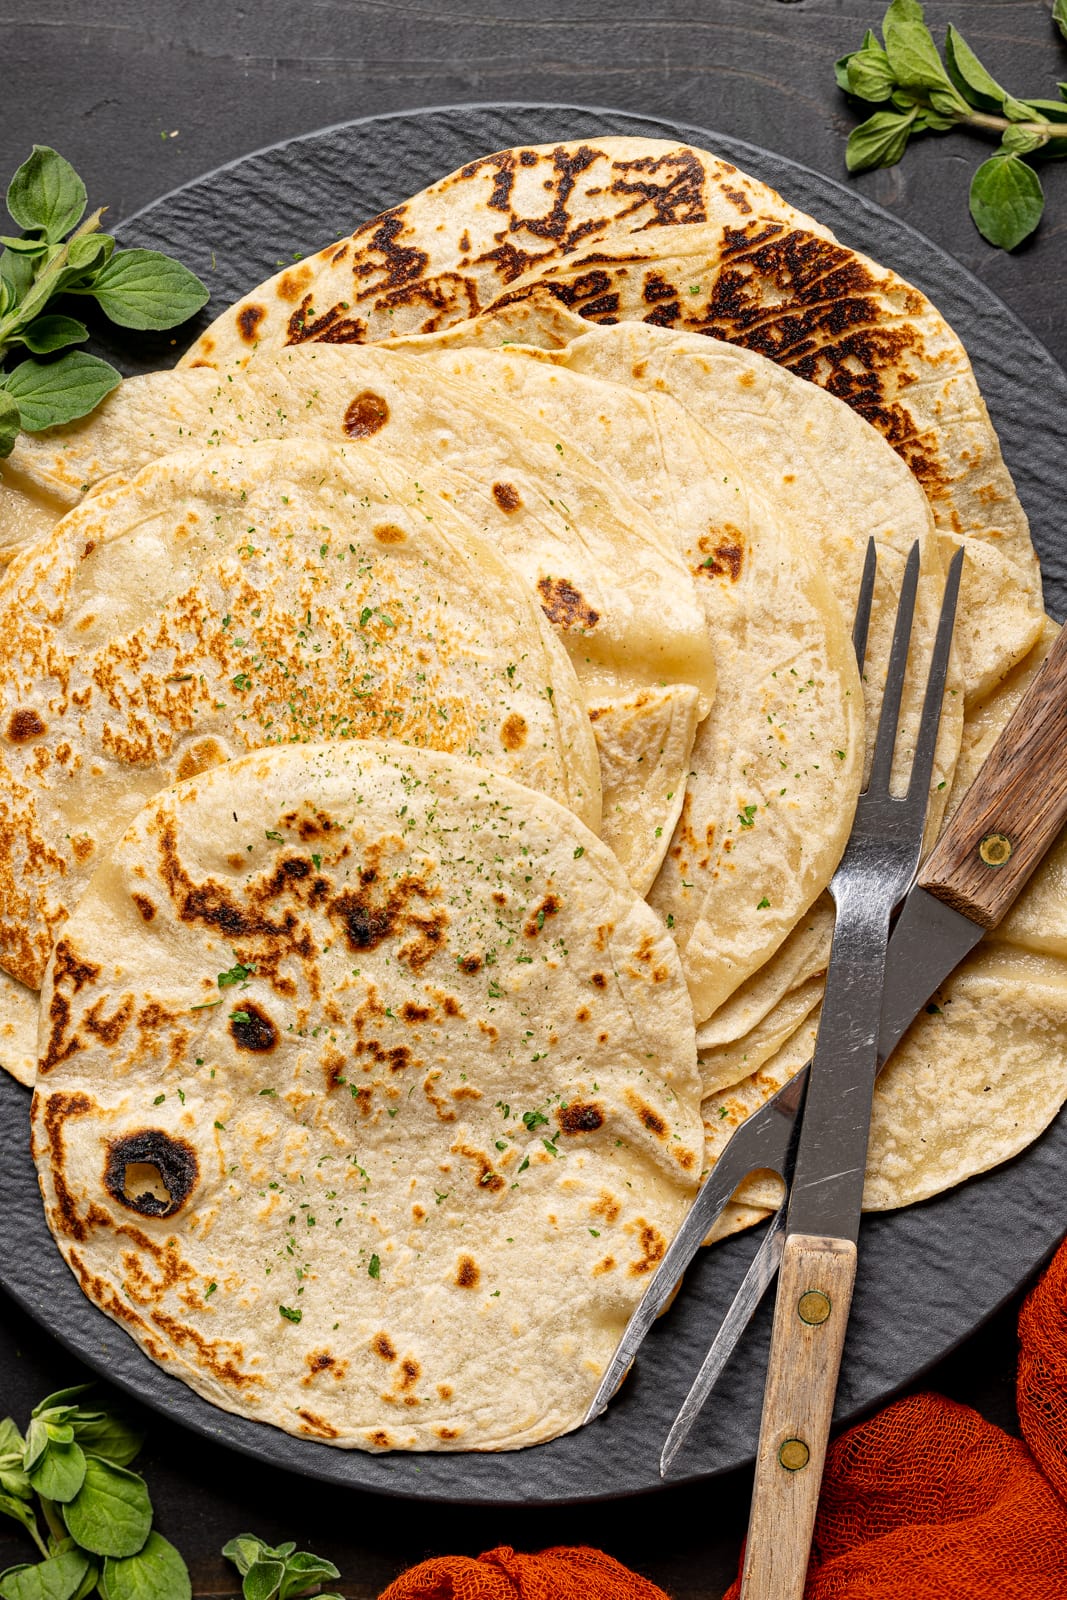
[32,739,703,1451]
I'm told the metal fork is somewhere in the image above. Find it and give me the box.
[584,539,964,1506]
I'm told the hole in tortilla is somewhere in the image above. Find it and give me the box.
[124,1162,171,1210]
[104,1130,198,1217]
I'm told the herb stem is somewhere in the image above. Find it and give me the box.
[39,1495,66,1547]
[24,1509,50,1559]
[962,111,1065,141]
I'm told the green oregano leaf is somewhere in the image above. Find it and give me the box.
[26,1441,86,1504]
[846,46,897,102]
[61,1457,152,1559]
[0,1549,91,1600]
[3,353,121,433]
[846,106,919,170]
[969,153,1045,249]
[882,0,953,93]
[1001,125,1047,156]
[944,24,1011,111]
[276,1552,340,1600]
[0,390,19,458]
[0,1493,41,1545]
[68,1411,144,1470]
[15,316,89,355]
[100,1533,190,1600]
[5,148,86,242]
[81,249,209,330]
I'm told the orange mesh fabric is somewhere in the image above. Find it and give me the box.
[725,1235,1067,1600]
[378,1544,671,1600]
[1018,1231,1067,1504]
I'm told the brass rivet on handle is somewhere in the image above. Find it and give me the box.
[798,1290,832,1325]
[778,1438,810,1472]
[978,832,1012,868]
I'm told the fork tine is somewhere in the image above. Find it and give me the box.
[852,537,878,670]
[905,546,965,805]
[866,541,921,794]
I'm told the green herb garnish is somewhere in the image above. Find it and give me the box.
[0,147,208,455]
[222,1534,342,1600]
[217,960,255,989]
[0,1385,190,1600]
[836,0,1067,248]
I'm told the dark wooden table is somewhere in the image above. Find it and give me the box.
[1,4,1064,1596]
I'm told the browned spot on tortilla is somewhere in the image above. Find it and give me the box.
[85,994,134,1045]
[455,1254,480,1288]
[491,481,522,512]
[277,265,314,302]
[7,709,45,743]
[591,1189,621,1224]
[643,270,679,304]
[104,1130,199,1218]
[500,713,527,751]
[71,835,94,865]
[558,1102,605,1134]
[536,576,600,630]
[401,1002,431,1023]
[236,304,266,344]
[436,1426,462,1440]
[176,738,227,782]
[524,893,561,938]
[626,1089,668,1137]
[228,1002,277,1052]
[37,1092,94,1238]
[303,1349,347,1384]
[150,1307,260,1389]
[297,1409,339,1438]
[695,528,745,582]
[372,522,406,544]
[575,1006,590,1022]
[398,1357,420,1391]
[592,1257,616,1276]
[437,1383,453,1400]
[131,893,156,922]
[327,861,447,972]
[590,972,607,989]
[629,1219,668,1276]
[342,390,390,438]
[738,369,757,388]
[453,1142,504,1192]
[632,360,647,379]
[368,1430,392,1448]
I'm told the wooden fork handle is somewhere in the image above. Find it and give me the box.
[919,621,1067,928]
[739,1233,857,1600]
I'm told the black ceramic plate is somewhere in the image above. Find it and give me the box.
[1,104,1065,1506]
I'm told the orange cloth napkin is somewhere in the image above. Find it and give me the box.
[381,1237,1067,1600]
[378,1544,670,1598]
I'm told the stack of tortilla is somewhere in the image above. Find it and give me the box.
[3,135,1065,1452]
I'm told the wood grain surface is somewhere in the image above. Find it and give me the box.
[0,3,1063,1596]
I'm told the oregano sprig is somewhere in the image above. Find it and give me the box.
[222,1535,344,1600]
[836,0,1067,248]
[0,146,209,456]
[0,1386,190,1600]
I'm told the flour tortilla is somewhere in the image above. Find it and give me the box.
[174,136,1040,612]
[0,440,601,997]
[701,621,1067,1214]
[0,343,719,896]
[2,348,718,718]
[358,335,866,1019]
[31,740,703,1450]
